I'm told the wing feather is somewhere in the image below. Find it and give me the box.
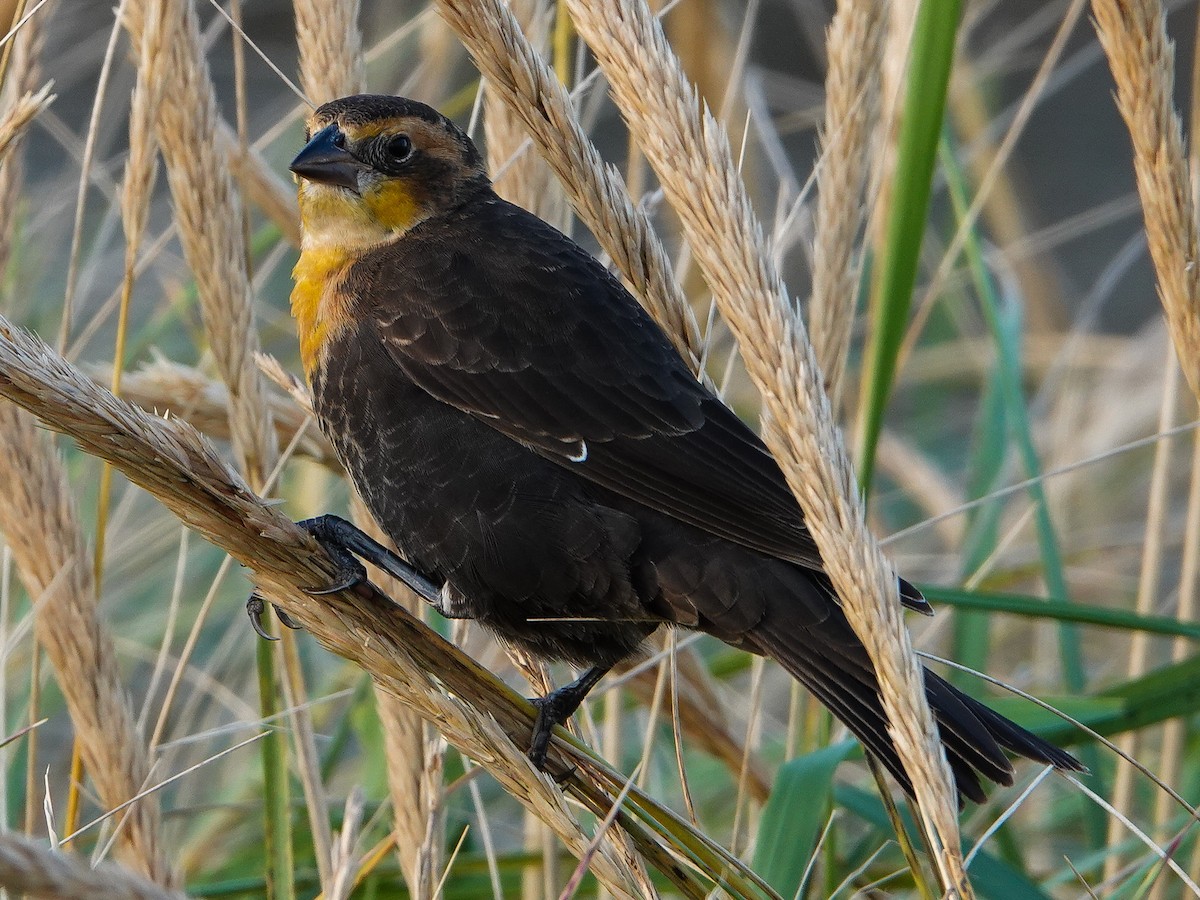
[359,194,926,609]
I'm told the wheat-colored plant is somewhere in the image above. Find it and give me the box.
[559,0,969,893]
[95,359,337,467]
[0,0,48,277]
[809,0,884,409]
[294,0,364,105]
[0,313,778,900]
[0,832,187,900]
[0,403,175,888]
[0,81,51,164]
[435,0,705,372]
[1092,0,1200,404]
[120,0,276,485]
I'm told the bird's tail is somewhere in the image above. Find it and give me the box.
[748,610,1082,804]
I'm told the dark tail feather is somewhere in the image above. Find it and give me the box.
[749,621,1082,804]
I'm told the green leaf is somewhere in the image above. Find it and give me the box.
[922,586,1200,640]
[835,785,1054,900]
[856,0,963,490]
[752,741,855,898]
[1005,655,1200,746]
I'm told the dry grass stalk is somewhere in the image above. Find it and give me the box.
[809,0,884,409]
[0,81,51,164]
[217,122,302,247]
[120,0,159,254]
[120,0,276,484]
[375,689,444,900]
[1092,0,1200,403]
[0,831,187,900]
[93,359,337,467]
[560,0,969,891]
[294,0,364,104]
[0,404,174,886]
[483,1,559,220]
[0,0,48,276]
[351,495,445,900]
[1106,360,1178,878]
[0,314,760,900]
[434,0,706,371]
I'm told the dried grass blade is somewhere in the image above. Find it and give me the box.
[1092,0,1200,403]
[0,80,50,163]
[810,0,884,409]
[0,403,174,886]
[0,313,747,900]
[561,0,968,890]
[0,831,186,900]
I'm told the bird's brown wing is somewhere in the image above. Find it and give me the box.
[362,195,926,608]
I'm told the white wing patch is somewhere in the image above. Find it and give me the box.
[567,439,588,463]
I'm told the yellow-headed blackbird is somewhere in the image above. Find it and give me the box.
[272,93,1080,801]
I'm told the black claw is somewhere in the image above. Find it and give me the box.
[298,514,443,605]
[299,516,369,594]
[302,560,366,596]
[525,665,610,771]
[247,592,280,641]
[274,605,302,630]
[528,698,557,770]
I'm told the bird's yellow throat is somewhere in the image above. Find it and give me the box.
[291,246,354,378]
[292,181,429,377]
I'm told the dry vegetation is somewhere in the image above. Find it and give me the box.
[0,0,1198,898]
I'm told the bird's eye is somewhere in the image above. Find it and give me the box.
[385,134,413,162]
[332,130,347,149]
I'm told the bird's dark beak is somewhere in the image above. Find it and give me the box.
[290,124,360,192]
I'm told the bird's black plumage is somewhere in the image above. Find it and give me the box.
[291,95,1081,802]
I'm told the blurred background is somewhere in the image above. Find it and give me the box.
[1,0,1198,896]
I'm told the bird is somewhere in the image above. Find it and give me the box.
[267,93,1081,803]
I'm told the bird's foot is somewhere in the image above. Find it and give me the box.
[246,591,303,641]
[245,514,445,642]
[297,514,442,604]
[527,665,610,770]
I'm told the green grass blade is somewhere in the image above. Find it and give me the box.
[939,134,1100,844]
[856,0,963,491]
[752,741,855,898]
[255,640,295,900]
[922,586,1200,640]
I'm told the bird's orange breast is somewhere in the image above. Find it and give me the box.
[291,247,356,379]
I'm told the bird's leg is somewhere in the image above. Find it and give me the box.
[528,665,610,769]
[245,514,444,639]
[298,514,442,603]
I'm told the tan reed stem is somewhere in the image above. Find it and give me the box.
[294,0,363,104]
[1106,357,1178,879]
[0,0,49,277]
[484,0,559,221]
[218,122,302,246]
[434,0,705,372]
[809,0,884,409]
[93,360,337,468]
[0,313,758,900]
[0,404,174,887]
[560,0,969,892]
[0,81,50,164]
[0,831,187,900]
[120,0,276,484]
[1092,0,1200,404]
[350,495,445,900]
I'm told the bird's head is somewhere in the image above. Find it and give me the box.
[290,95,488,250]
